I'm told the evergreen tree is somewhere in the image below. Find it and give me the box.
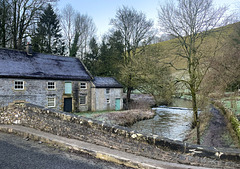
[83,37,99,75]
[69,32,80,57]
[32,4,63,54]
[98,31,124,77]
[83,31,124,77]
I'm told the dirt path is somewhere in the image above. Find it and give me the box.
[201,106,236,148]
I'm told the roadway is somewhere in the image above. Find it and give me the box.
[0,132,129,169]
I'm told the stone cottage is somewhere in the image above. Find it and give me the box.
[0,47,123,112]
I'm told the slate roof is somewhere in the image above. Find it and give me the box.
[93,77,123,88]
[0,48,92,80]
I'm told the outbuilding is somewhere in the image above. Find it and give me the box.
[91,77,123,111]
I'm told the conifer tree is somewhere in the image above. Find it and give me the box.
[69,32,80,57]
[32,4,63,54]
[97,31,124,77]
[82,37,99,75]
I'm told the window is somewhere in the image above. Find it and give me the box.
[106,88,110,94]
[47,82,56,90]
[47,97,55,107]
[14,81,24,90]
[106,98,110,104]
[80,95,86,105]
[65,82,72,94]
[80,82,87,89]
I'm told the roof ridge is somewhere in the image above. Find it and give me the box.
[0,47,79,60]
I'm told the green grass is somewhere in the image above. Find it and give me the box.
[222,97,240,116]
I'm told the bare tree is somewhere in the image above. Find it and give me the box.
[130,45,174,106]
[110,6,154,106]
[69,12,96,58]
[61,4,75,55]
[158,0,228,144]
[75,13,96,58]
[10,0,57,49]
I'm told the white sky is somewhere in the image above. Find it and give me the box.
[57,0,240,38]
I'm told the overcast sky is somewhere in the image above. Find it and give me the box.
[57,0,240,38]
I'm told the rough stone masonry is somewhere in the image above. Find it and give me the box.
[0,102,240,168]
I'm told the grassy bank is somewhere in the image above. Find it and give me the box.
[215,101,240,147]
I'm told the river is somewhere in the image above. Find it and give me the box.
[128,98,193,141]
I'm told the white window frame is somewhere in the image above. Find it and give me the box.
[47,96,56,107]
[106,88,110,94]
[80,95,87,105]
[106,98,110,104]
[14,80,24,90]
[47,81,56,90]
[80,82,87,89]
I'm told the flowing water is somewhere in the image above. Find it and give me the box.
[129,99,193,141]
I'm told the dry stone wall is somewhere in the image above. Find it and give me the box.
[1,102,240,168]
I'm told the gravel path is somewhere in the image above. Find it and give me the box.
[201,106,236,148]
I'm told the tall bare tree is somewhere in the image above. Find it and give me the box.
[10,0,57,50]
[127,45,174,106]
[158,0,228,144]
[110,6,154,106]
[75,13,96,58]
[67,12,96,58]
[61,4,75,55]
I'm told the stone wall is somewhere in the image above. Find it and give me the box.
[1,102,240,168]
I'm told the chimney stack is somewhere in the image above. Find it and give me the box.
[26,42,33,55]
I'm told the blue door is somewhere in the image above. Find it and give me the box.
[65,82,72,94]
[115,98,121,110]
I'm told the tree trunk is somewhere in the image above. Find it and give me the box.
[13,1,17,49]
[48,34,51,53]
[1,0,6,47]
[191,89,200,144]
[126,87,132,109]
[17,35,23,50]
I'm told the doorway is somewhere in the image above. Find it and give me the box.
[115,98,121,111]
[64,98,72,112]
